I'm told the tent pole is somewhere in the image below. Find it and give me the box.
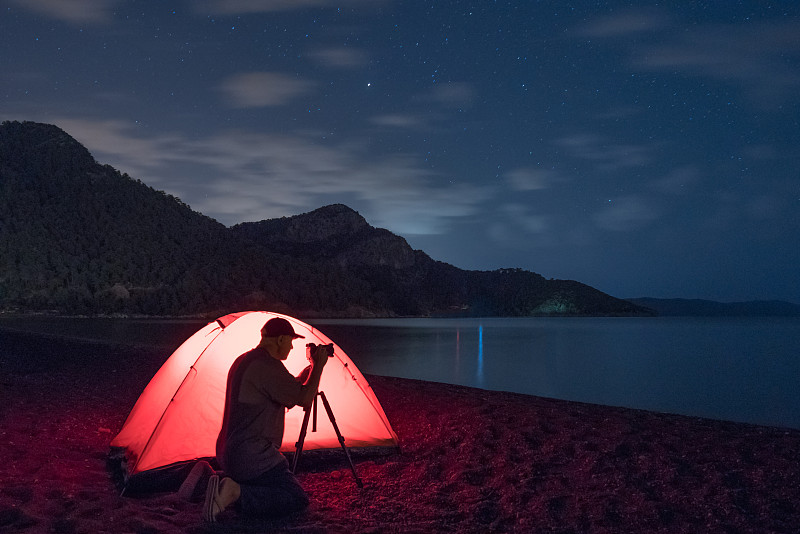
[128,325,226,479]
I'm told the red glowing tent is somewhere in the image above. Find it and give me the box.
[109,311,398,492]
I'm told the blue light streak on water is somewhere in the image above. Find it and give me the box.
[476,324,484,386]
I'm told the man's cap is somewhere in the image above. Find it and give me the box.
[261,317,305,339]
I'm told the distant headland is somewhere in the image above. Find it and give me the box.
[624,298,800,317]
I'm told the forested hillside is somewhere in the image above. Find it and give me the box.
[0,121,650,317]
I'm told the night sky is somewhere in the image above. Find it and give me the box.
[3,1,799,303]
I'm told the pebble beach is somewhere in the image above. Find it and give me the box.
[1,326,799,533]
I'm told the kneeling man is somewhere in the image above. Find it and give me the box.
[204,317,330,522]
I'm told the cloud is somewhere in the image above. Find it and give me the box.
[485,203,552,253]
[503,204,549,234]
[309,48,369,69]
[49,117,487,234]
[633,21,800,107]
[197,0,335,13]
[556,134,652,171]
[196,0,379,14]
[578,9,669,37]
[49,118,183,178]
[186,138,488,235]
[9,0,120,24]
[429,82,477,109]
[350,158,488,235]
[742,144,780,161]
[648,166,701,195]
[577,9,800,109]
[746,195,786,221]
[595,195,659,231]
[506,168,563,191]
[369,114,425,129]
[219,72,315,108]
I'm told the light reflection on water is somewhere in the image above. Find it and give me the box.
[476,324,484,387]
[3,315,800,429]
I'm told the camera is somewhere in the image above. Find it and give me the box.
[306,342,335,357]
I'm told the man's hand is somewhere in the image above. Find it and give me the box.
[299,343,331,408]
[308,343,331,368]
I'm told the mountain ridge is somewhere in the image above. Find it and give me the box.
[1,120,651,317]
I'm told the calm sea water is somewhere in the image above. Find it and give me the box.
[2,316,799,430]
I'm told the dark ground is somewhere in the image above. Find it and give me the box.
[1,327,799,533]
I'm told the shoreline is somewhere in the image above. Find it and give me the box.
[1,328,799,532]
[3,317,800,434]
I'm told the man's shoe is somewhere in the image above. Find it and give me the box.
[203,475,240,523]
[202,475,222,522]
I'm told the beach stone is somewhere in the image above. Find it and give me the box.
[51,517,78,534]
[0,507,38,529]
[2,485,34,503]
[474,499,499,524]
[128,518,160,534]
[462,466,490,486]
[0,507,22,527]
[547,495,569,517]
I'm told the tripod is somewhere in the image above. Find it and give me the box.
[292,391,363,487]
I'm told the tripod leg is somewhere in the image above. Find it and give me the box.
[292,400,313,474]
[318,392,363,488]
[312,391,318,432]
